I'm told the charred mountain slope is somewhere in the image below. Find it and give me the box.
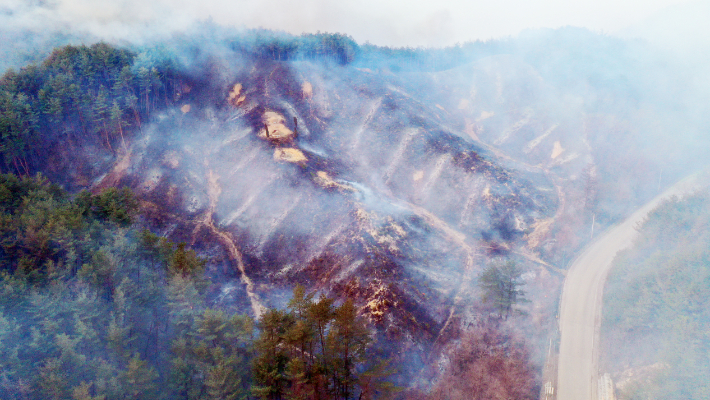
[104,56,557,367]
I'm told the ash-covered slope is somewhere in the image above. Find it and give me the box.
[97,54,556,361]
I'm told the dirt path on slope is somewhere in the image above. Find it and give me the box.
[195,168,266,319]
[403,202,477,349]
[556,170,706,400]
[351,98,382,151]
[92,148,132,191]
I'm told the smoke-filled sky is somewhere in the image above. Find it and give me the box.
[1,0,705,47]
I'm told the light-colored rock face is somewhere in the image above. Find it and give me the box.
[227,83,246,106]
[551,141,564,159]
[273,147,306,163]
[259,111,294,141]
[302,81,313,99]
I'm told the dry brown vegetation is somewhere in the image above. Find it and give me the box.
[406,324,538,400]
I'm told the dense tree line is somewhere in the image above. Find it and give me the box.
[0,173,537,399]
[228,30,360,65]
[252,285,399,400]
[0,43,178,175]
[0,173,140,283]
[0,173,238,399]
[223,28,504,71]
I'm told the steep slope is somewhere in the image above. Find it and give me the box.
[101,58,557,366]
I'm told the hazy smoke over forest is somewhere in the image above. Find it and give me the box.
[3,0,710,59]
[2,0,710,399]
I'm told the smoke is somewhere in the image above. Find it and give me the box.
[1,0,701,61]
[621,0,710,62]
[1,0,706,76]
[2,0,710,391]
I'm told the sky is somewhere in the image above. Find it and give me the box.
[0,0,702,47]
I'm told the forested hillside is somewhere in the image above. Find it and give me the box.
[602,189,710,399]
[0,173,246,398]
[0,43,181,187]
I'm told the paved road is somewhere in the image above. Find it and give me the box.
[556,171,705,400]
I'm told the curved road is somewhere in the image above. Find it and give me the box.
[556,171,706,400]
